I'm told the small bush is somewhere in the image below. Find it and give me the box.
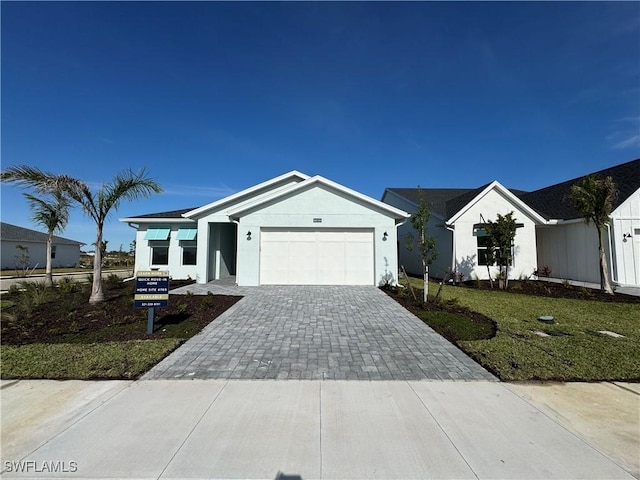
[201,291,215,308]
[57,276,78,293]
[104,274,123,289]
[7,284,21,295]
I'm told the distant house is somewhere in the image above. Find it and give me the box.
[382,159,640,288]
[0,222,84,270]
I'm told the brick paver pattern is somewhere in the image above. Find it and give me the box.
[143,285,496,381]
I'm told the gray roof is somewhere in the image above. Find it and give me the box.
[0,222,84,245]
[129,207,198,219]
[386,188,475,218]
[387,159,639,222]
[518,159,640,220]
[387,186,528,219]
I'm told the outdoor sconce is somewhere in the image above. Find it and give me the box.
[623,233,632,242]
[247,231,252,241]
[383,231,388,241]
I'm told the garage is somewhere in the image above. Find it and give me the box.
[260,228,374,285]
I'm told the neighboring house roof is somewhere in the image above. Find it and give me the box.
[385,186,530,220]
[0,222,84,246]
[518,159,640,220]
[386,158,639,223]
[385,188,474,218]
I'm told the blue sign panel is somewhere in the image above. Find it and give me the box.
[135,271,169,308]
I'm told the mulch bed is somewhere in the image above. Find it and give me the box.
[463,279,640,303]
[1,280,242,346]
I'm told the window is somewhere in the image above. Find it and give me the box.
[476,233,494,266]
[150,240,169,265]
[51,245,57,259]
[181,240,197,265]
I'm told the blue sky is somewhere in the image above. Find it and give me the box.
[2,1,639,252]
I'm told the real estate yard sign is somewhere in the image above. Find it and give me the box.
[134,270,170,308]
[135,270,169,334]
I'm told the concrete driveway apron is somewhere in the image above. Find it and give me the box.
[143,285,496,381]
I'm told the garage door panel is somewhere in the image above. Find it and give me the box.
[260,229,373,285]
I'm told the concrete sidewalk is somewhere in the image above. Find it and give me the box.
[2,380,637,479]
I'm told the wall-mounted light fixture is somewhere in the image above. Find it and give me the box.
[382,231,388,241]
[623,233,632,242]
[247,231,252,241]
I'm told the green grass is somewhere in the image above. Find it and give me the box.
[402,278,640,381]
[0,339,182,380]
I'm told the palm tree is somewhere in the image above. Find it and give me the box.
[1,166,78,287]
[24,192,71,287]
[568,175,618,294]
[64,168,162,303]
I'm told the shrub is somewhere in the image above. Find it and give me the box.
[57,276,78,293]
[104,274,123,289]
[7,283,22,295]
[201,291,215,308]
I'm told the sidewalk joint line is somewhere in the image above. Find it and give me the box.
[156,379,230,480]
[407,381,480,480]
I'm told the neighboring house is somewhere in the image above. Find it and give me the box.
[383,159,640,287]
[120,171,410,286]
[0,222,84,270]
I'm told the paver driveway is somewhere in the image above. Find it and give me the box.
[143,285,496,381]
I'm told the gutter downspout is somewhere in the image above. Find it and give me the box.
[606,223,617,285]
[232,218,240,286]
[446,223,456,274]
[126,222,139,275]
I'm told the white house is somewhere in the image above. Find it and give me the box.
[121,171,410,286]
[0,222,84,270]
[383,159,640,287]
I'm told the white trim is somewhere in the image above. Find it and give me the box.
[182,170,310,218]
[227,175,411,220]
[446,181,548,225]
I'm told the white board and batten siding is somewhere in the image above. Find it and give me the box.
[611,187,640,286]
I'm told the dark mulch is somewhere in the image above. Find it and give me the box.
[381,285,498,345]
[463,279,640,303]
[1,280,241,346]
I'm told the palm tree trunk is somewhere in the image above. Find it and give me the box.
[45,232,53,287]
[597,227,614,295]
[90,227,105,303]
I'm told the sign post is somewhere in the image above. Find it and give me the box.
[134,270,169,334]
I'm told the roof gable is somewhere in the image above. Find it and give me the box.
[446,181,547,225]
[0,222,84,245]
[519,159,640,220]
[183,170,309,218]
[228,175,410,220]
[384,188,475,218]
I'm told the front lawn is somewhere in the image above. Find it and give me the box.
[389,278,640,381]
[1,278,240,379]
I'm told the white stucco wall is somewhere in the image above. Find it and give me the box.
[451,188,539,281]
[1,240,80,270]
[236,184,400,286]
[134,224,199,280]
[610,187,639,286]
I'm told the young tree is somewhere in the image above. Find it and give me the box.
[405,189,438,302]
[485,212,517,290]
[64,168,162,303]
[24,192,71,287]
[568,175,617,294]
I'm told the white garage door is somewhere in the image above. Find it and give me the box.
[260,229,374,285]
